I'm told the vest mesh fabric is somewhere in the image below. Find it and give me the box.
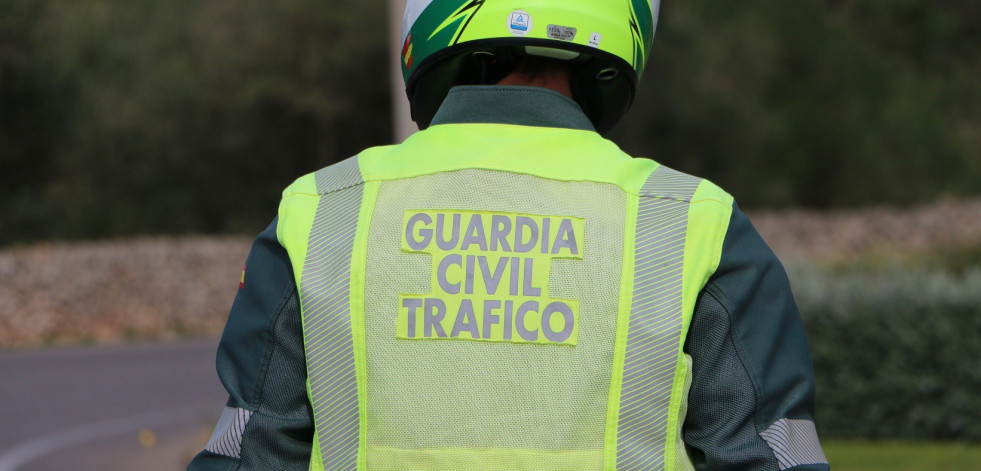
[363,169,626,470]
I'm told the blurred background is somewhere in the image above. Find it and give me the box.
[1,0,979,469]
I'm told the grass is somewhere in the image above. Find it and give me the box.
[825,441,981,471]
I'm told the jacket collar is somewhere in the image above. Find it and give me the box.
[429,85,596,132]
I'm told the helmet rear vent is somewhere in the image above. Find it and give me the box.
[471,51,497,60]
[596,68,620,81]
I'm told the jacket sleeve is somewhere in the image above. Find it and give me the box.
[682,204,829,471]
[188,218,313,471]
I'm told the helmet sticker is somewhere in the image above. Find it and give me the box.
[507,10,532,36]
[546,25,577,42]
[588,32,603,48]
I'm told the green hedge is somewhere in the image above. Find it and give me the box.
[789,261,981,440]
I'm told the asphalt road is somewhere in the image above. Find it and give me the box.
[0,340,227,471]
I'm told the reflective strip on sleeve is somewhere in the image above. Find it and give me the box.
[301,157,365,471]
[204,406,253,459]
[616,165,702,471]
[760,419,828,470]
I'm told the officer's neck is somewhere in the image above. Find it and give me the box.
[496,66,573,99]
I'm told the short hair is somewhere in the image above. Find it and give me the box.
[506,56,571,82]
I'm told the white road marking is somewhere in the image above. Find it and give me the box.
[0,405,205,471]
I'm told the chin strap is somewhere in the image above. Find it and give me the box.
[477,54,493,85]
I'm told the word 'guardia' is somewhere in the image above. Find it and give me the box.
[405,212,580,255]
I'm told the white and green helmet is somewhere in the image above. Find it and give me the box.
[401,0,660,133]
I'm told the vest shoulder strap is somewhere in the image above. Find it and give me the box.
[313,155,364,195]
[295,155,366,470]
[639,165,703,201]
[615,164,723,470]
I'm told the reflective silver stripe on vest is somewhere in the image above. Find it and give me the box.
[617,166,701,470]
[301,156,364,471]
[760,419,828,470]
[204,406,252,459]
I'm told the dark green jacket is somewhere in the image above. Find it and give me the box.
[188,86,828,471]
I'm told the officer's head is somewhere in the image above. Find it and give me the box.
[400,1,661,135]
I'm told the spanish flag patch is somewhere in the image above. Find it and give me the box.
[402,33,414,70]
[239,265,246,289]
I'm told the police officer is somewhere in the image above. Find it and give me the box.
[189,1,829,470]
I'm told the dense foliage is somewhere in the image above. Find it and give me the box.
[1,0,390,243]
[616,0,981,209]
[2,0,979,244]
[791,260,981,440]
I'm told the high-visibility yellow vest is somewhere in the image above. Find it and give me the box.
[277,123,733,471]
